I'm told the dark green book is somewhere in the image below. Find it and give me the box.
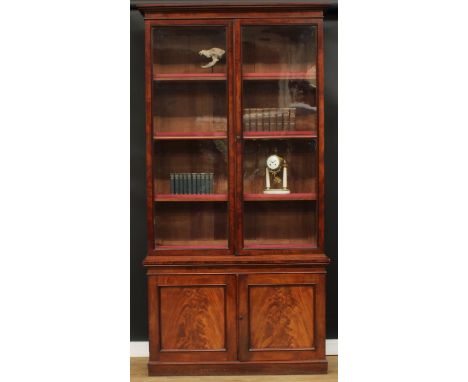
[174,173,179,194]
[200,173,207,194]
[183,173,188,194]
[191,173,196,195]
[196,173,201,194]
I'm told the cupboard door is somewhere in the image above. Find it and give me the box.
[238,273,325,361]
[148,274,237,362]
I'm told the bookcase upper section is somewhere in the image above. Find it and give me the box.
[138,1,328,258]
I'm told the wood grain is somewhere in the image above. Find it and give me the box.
[160,286,226,350]
[250,285,314,349]
[239,273,326,362]
[148,274,237,362]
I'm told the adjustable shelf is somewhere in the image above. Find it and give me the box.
[243,72,316,85]
[153,73,227,81]
[154,194,228,202]
[155,244,228,250]
[243,243,317,250]
[244,193,316,201]
[153,132,227,140]
[243,131,317,139]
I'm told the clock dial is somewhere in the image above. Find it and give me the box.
[266,155,281,170]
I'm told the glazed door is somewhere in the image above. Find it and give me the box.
[235,19,324,255]
[238,273,326,361]
[148,19,236,256]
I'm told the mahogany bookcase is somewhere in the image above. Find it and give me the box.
[136,1,331,375]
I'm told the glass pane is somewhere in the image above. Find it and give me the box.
[242,24,317,249]
[244,201,316,248]
[154,140,228,195]
[155,202,228,249]
[152,26,227,137]
[244,140,316,195]
[242,25,316,76]
[242,25,316,136]
[153,81,227,135]
[153,27,226,75]
[152,25,229,250]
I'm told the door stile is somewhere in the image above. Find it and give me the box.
[145,20,156,254]
[227,20,237,255]
[316,19,325,251]
[233,19,245,255]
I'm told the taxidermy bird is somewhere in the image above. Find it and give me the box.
[199,47,225,68]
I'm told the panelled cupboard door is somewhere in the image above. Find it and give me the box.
[148,274,237,362]
[238,273,326,361]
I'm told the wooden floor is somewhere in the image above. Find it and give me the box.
[131,357,338,382]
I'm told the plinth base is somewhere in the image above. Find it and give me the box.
[148,360,328,376]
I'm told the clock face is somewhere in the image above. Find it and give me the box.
[266,155,281,170]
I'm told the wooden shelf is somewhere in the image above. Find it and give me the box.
[244,193,316,201]
[154,73,226,81]
[243,72,316,84]
[155,244,228,250]
[243,243,317,250]
[154,132,227,140]
[155,194,228,202]
[243,131,317,139]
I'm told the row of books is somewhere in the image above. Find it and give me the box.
[243,107,296,131]
[170,173,214,194]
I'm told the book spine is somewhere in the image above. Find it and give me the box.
[191,173,196,195]
[199,173,204,194]
[181,173,186,194]
[170,173,174,194]
[272,108,277,131]
[266,108,271,131]
[202,173,208,194]
[188,173,192,194]
[290,107,296,131]
[185,173,189,194]
[252,108,257,132]
[261,108,267,132]
[243,108,249,132]
[209,173,214,194]
[174,173,179,194]
[282,108,288,131]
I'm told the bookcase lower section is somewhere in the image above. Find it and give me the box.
[148,360,328,376]
[146,261,328,376]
